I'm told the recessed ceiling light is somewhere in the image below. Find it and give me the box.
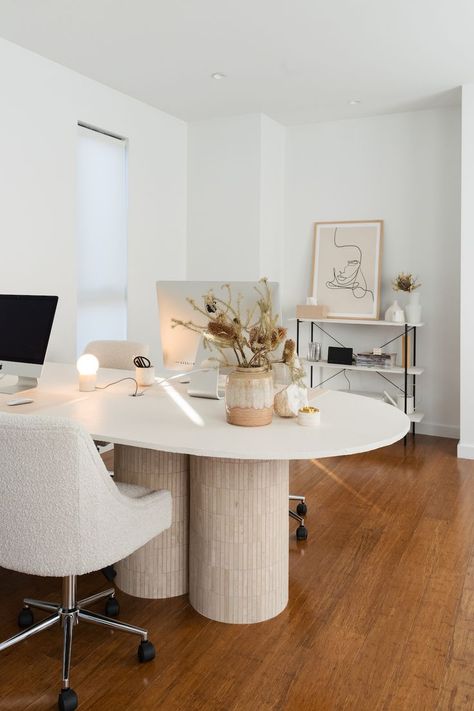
[211,72,227,80]
[349,99,361,105]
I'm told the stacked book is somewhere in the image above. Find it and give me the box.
[355,352,396,368]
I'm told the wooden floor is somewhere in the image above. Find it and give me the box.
[1,435,473,710]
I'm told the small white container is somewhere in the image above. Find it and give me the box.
[397,395,414,414]
[297,406,321,427]
[385,300,405,323]
[135,365,155,387]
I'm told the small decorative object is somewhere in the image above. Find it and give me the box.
[172,278,287,426]
[384,300,405,323]
[356,352,396,367]
[274,383,308,418]
[76,353,99,392]
[295,303,329,319]
[327,346,353,365]
[133,355,155,386]
[135,365,155,386]
[298,406,321,427]
[273,339,308,418]
[392,272,421,293]
[405,291,422,324]
[312,220,383,319]
[307,341,321,361]
[272,362,291,387]
[396,394,414,414]
[392,272,422,323]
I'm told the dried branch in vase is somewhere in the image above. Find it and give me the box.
[392,273,421,293]
[171,278,287,369]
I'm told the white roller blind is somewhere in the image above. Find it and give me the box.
[76,125,128,356]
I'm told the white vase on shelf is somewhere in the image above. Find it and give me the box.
[384,300,405,323]
[405,291,422,324]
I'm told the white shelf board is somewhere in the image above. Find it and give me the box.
[290,317,424,327]
[335,389,386,401]
[334,389,424,422]
[302,359,424,376]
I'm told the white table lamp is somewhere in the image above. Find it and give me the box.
[76,354,99,392]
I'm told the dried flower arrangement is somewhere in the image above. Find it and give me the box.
[280,338,306,386]
[392,273,421,293]
[172,278,302,382]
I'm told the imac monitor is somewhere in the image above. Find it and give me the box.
[156,281,281,371]
[0,294,59,394]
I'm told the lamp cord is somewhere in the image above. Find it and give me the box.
[95,368,215,398]
[96,377,139,397]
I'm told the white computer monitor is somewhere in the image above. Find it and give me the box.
[156,281,281,371]
[0,294,58,394]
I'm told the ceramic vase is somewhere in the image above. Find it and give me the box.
[225,366,274,426]
[405,291,422,324]
[385,299,405,323]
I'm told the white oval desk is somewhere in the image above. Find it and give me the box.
[0,363,409,624]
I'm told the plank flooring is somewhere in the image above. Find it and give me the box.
[0,435,473,710]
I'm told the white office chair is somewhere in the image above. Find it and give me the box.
[0,413,172,711]
[83,340,152,580]
[84,339,150,370]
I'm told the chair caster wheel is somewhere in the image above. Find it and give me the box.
[138,640,156,663]
[18,607,34,629]
[58,687,78,711]
[296,525,308,541]
[105,596,120,617]
[296,502,307,516]
[101,565,117,582]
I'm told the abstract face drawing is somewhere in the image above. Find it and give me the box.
[325,227,374,301]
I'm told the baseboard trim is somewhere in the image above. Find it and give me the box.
[416,422,460,439]
[457,442,474,460]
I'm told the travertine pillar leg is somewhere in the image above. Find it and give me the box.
[189,456,289,624]
[114,446,189,598]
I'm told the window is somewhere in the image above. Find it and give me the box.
[76,124,128,355]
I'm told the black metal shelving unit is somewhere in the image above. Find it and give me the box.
[295,318,423,437]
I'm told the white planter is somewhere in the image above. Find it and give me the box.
[405,291,422,324]
[385,299,405,323]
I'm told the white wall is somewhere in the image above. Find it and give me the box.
[285,108,461,437]
[259,115,285,281]
[187,115,261,281]
[187,114,285,282]
[0,38,187,363]
[458,86,474,457]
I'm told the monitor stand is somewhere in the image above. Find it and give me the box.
[187,338,224,400]
[0,376,38,395]
[188,367,224,400]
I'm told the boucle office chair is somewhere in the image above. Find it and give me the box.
[0,413,172,711]
[84,339,151,581]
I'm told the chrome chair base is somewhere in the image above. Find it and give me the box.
[0,576,154,711]
[289,494,308,540]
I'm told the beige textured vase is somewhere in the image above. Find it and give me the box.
[225,366,273,426]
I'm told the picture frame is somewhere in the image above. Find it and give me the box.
[312,220,383,320]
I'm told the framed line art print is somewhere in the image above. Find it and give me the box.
[312,220,383,320]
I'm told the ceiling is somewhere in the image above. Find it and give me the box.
[0,0,471,125]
